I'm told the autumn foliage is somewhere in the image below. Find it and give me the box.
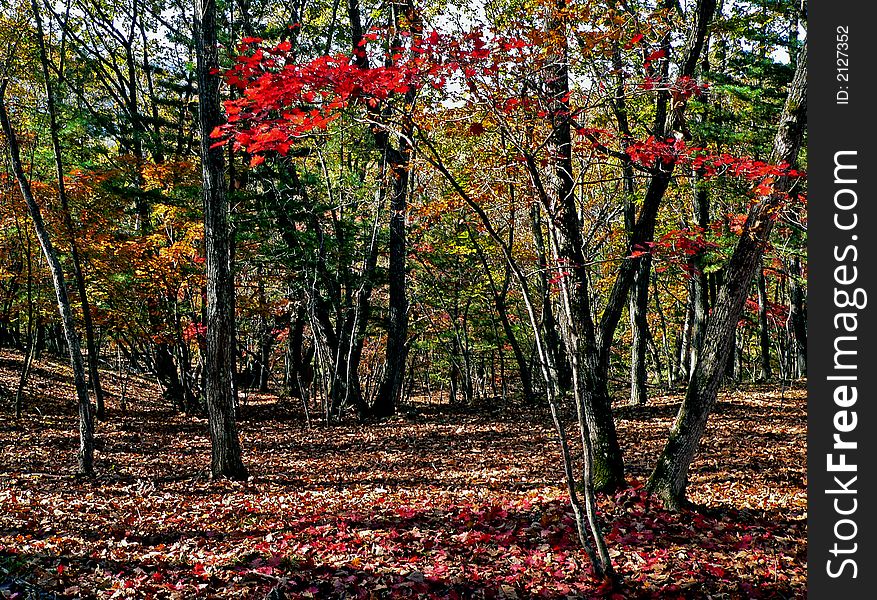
[0,0,807,596]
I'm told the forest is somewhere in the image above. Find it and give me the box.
[0,0,806,597]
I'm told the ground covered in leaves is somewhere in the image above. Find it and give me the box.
[0,350,806,598]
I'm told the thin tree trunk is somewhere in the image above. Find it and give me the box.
[688,186,710,379]
[789,256,807,376]
[757,263,772,379]
[530,203,569,390]
[195,0,248,480]
[32,0,106,420]
[342,195,385,419]
[612,42,650,407]
[13,223,35,419]
[1,82,95,476]
[256,270,271,392]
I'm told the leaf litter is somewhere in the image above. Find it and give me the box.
[0,350,805,598]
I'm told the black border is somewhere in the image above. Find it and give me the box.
[808,3,875,595]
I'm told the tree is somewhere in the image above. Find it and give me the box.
[348,0,417,419]
[0,78,95,476]
[647,39,806,509]
[31,0,107,420]
[195,0,248,480]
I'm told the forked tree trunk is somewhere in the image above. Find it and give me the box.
[346,0,413,418]
[195,0,248,480]
[586,0,717,488]
[647,41,806,509]
[1,83,95,476]
[542,0,626,493]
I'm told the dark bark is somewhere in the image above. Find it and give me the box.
[347,193,386,415]
[648,40,806,509]
[153,340,190,410]
[368,0,417,418]
[1,82,95,476]
[580,0,716,486]
[195,0,248,480]
[543,0,625,493]
[597,0,718,361]
[789,256,807,376]
[757,263,772,379]
[256,272,272,392]
[285,305,313,399]
[628,255,651,405]
[372,149,409,417]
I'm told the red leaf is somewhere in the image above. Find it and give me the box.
[646,48,667,62]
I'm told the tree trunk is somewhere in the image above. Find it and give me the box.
[588,0,717,487]
[542,0,625,493]
[346,0,414,418]
[32,0,106,420]
[647,41,806,509]
[256,271,272,392]
[1,82,95,476]
[789,256,807,376]
[195,0,248,480]
[13,226,35,419]
[629,256,651,405]
[469,231,536,404]
[613,32,650,408]
[371,156,409,417]
[530,203,570,390]
[370,0,416,419]
[153,340,189,411]
[757,263,772,379]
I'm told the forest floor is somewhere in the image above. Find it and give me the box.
[0,349,806,599]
